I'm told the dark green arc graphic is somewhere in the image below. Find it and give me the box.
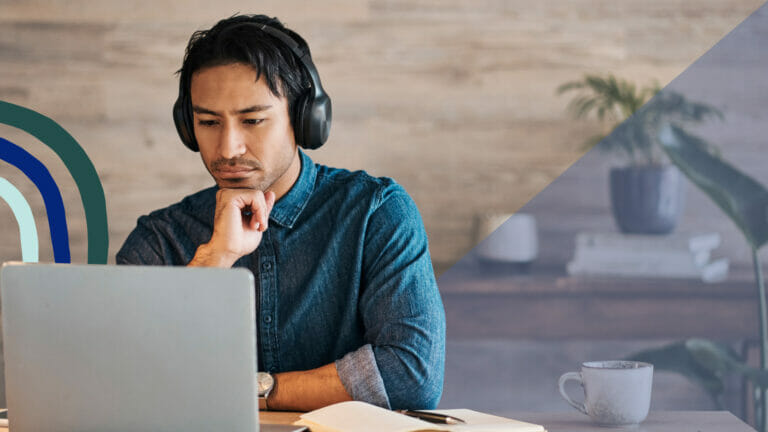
[0,100,108,264]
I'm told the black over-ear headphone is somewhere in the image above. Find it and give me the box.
[172,22,332,151]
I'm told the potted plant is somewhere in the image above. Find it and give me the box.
[557,74,723,234]
[627,125,768,432]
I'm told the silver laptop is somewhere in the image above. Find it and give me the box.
[1,262,303,432]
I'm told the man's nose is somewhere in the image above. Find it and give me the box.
[219,123,247,159]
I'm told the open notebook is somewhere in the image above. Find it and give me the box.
[294,401,546,432]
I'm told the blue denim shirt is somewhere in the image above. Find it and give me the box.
[116,150,445,409]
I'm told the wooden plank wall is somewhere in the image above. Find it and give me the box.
[0,0,762,273]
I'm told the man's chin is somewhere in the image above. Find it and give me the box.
[215,177,263,190]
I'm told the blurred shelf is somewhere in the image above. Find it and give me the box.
[438,261,760,340]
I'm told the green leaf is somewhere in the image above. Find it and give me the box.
[686,339,768,389]
[658,125,768,250]
[557,75,721,166]
[626,340,726,400]
[684,338,742,374]
[743,367,768,388]
[556,81,587,94]
[626,338,768,406]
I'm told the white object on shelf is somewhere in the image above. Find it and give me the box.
[567,231,729,283]
[476,213,538,263]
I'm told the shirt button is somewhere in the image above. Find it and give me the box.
[262,261,272,271]
[263,315,272,323]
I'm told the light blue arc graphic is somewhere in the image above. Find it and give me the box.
[0,177,39,262]
[0,137,70,262]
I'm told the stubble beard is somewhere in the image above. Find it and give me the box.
[208,150,295,192]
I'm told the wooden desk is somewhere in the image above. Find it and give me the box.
[261,410,302,424]
[257,410,757,431]
[0,411,753,431]
[514,411,756,432]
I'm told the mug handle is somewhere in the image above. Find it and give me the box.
[558,371,588,415]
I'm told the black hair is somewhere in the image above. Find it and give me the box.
[177,14,312,124]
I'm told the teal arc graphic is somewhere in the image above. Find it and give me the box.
[0,137,69,262]
[0,177,39,262]
[0,100,108,264]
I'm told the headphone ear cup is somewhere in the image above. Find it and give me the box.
[292,94,310,149]
[173,95,199,152]
[301,92,332,150]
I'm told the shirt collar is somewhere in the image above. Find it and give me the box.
[268,149,316,229]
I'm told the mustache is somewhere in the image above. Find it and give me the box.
[211,157,262,171]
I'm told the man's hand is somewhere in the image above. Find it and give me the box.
[189,189,276,268]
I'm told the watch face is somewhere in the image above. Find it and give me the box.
[257,372,274,395]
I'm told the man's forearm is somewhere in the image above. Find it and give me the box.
[187,243,239,268]
[267,363,353,412]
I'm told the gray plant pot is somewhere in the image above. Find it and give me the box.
[609,165,686,235]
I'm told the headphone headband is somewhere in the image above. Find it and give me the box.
[258,24,326,101]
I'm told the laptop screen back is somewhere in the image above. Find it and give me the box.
[1,263,259,432]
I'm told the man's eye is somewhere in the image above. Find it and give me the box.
[243,119,265,125]
[197,120,218,127]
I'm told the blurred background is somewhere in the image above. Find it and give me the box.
[1,0,765,422]
[437,4,768,429]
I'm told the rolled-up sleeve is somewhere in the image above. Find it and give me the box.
[335,344,391,408]
[337,182,445,410]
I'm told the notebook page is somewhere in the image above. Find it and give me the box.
[294,401,447,432]
[430,409,545,432]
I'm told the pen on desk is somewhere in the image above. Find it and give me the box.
[397,409,466,425]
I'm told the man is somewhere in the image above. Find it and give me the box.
[116,14,445,412]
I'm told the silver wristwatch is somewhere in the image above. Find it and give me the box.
[257,372,275,410]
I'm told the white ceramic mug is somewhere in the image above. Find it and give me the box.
[558,360,653,426]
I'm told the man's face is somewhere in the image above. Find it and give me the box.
[190,62,297,191]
